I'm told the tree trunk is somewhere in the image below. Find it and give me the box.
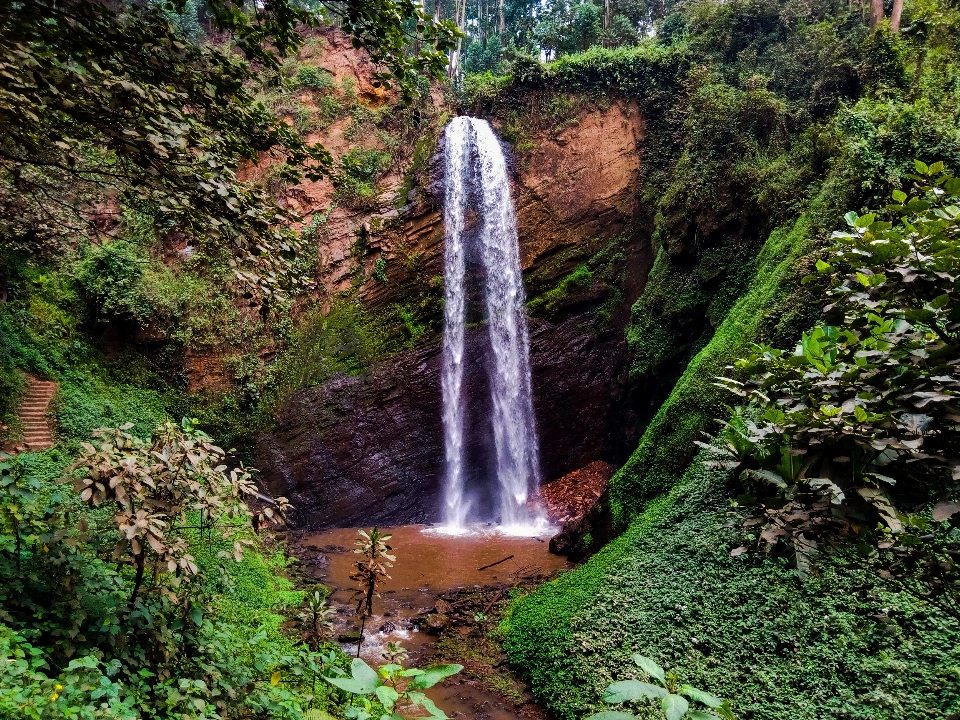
[498,0,504,34]
[890,0,903,32]
[603,0,612,36]
[870,0,884,30]
[415,0,424,55]
[129,552,145,608]
[356,615,366,657]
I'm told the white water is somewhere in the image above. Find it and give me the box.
[440,116,546,533]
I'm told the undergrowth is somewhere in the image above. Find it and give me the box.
[505,453,960,720]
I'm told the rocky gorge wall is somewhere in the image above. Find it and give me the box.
[255,94,651,529]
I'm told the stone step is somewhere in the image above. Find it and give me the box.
[10,378,58,454]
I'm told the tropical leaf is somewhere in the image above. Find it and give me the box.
[409,663,463,689]
[603,680,667,703]
[662,693,690,720]
[631,654,665,684]
[680,685,724,708]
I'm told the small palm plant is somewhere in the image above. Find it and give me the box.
[586,654,736,720]
[301,587,337,651]
[350,527,395,656]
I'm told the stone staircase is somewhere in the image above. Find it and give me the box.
[17,378,57,451]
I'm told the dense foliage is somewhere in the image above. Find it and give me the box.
[0,1,459,718]
[0,426,349,719]
[0,0,457,293]
[713,162,960,569]
[4,0,960,717]
[502,0,960,718]
[505,453,960,720]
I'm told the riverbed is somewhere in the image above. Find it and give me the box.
[291,525,570,719]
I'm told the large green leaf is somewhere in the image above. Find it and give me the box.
[662,693,689,720]
[680,685,723,708]
[408,691,448,719]
[603,680,667,703]
[409,663,463,689]
[325,677,374,694]
[325,658,379,694]
[687,711,719,720]
[375,685,400,710]
[630,654,665,684]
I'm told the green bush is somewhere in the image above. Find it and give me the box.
[316,93,345,127]
[271,299,395,396]
[296,64,333,91]
[333,147,392,209]
[0,429,350,720]
[74,240,174,325]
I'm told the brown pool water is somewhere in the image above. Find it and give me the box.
[294,524,570,719]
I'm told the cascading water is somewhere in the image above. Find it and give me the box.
[440,116,545,534]
[440,117,470,530]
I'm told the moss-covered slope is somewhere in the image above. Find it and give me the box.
[504,453,960,720]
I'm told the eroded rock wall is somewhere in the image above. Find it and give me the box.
[256,98,651,529]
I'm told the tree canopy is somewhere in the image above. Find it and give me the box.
[0,0,458,295]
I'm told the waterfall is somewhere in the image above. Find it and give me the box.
[440,116,545,532]
[440,117,470,529]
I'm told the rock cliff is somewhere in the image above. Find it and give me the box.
[255,83,650,528]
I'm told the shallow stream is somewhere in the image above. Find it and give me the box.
[296,525,569,719]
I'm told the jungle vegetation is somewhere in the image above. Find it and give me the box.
[1,0,960,718]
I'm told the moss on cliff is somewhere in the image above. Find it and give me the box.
[526,234,637,327]
[608,216,814,527]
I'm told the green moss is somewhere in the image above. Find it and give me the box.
[528,264,594,316]
[434,631,526,705]
[608,216,814,528]
[396,115,447,209]
[295,64,333,91]
[504,456,960,720]
[53,374,170,446]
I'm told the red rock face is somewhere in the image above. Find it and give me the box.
[512,100,646,270]
[254,91,652,529]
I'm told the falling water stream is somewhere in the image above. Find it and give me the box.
[441,116,545,533]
